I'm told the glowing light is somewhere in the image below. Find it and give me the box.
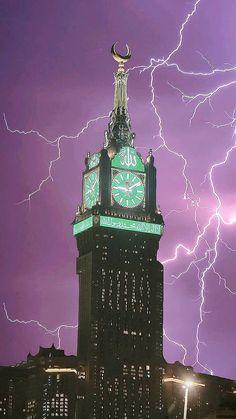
[73,215,164,236]
[45,368,78,374]
[185,380,193,388]
[229,215,236,224]
[163,377,205,387]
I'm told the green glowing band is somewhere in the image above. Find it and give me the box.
[73,215,163,236]
[73,216,93,235]
[100,216,163,235]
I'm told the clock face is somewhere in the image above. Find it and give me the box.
[111,171,145,208]
[88,153,100,170]
[84,170,99,209]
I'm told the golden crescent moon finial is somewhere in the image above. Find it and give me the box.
[111,42,131,65]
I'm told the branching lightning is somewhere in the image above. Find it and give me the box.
[129,0,236,374]
[3,303,78,350]
[3,0,236,376]
[3,113,109,207]
[169,80,236,127]
[163,328,188,366]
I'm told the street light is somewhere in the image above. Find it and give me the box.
[163,377,205,419]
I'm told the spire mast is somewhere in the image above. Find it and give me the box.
[104,43,135,154]
[111,43,131,113]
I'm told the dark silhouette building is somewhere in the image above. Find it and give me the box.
[162,361,236,419]
[0,345,86,418]
[1,46,236,419]
[73,45,165,419]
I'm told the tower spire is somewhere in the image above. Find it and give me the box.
[104,43,135,156]
[111,43,131,111]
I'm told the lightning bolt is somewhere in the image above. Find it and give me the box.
[3,113,109,208]
[169,80,236,127]
[4,0,236,377]
[129,0,236,374]
[163,328,188,366]
[3,303,78,350]
[4,301,191,370]
[220,239,236,253]
[162,89,236,372]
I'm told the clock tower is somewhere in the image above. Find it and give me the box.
[73,44,165,419]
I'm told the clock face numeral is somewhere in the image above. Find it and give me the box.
[112,171,145,208]
[84,170,99,209]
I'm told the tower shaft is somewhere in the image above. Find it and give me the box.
[73,44,165,418]
[76,226,164,418]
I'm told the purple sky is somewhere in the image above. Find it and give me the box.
[1,0,236,379]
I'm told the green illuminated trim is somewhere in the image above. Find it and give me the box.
[73,216,93,235]
[112,146,145,172]
[100,216,163,235]
[73,215,163,236]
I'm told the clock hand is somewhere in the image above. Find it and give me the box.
[91,180,98,191]
[129,182,141,190]
[113,186,129,192]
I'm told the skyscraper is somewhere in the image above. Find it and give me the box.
[1,44,236,419]
[73,44,165,419]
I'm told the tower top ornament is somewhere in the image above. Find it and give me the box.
[104,43,134,154]
[111,42,131,72]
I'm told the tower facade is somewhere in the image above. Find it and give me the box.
[73,45,165,419]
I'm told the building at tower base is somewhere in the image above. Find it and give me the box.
[0,346,86,419]
[0,353,236,418]
[163,361,236,419]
